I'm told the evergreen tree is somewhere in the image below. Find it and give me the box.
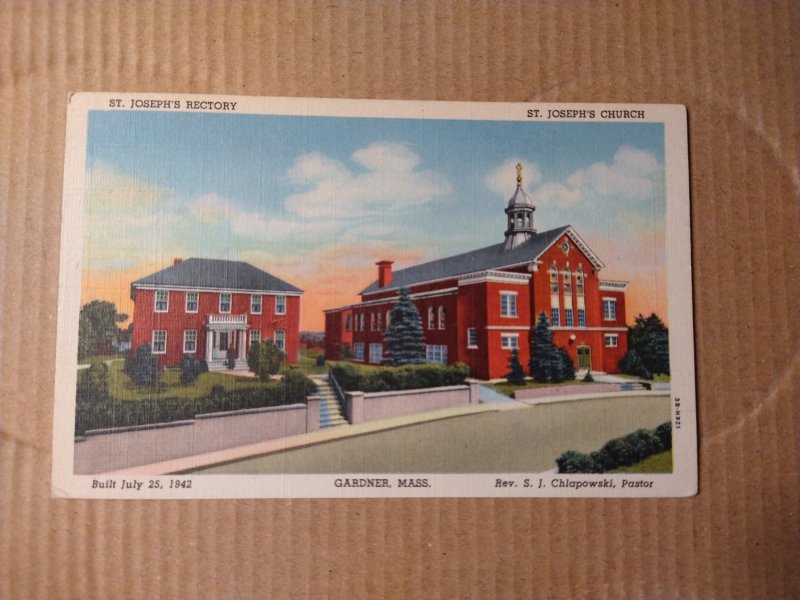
[557,347,576,381]
[619,313,669,377]
[505,348,526,384]
[129,343,158,387]
[384,287,426,365]
[530,312,557,381]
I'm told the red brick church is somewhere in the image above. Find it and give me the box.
[324,165,629,380]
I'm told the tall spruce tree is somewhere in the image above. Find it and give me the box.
[384,287,426,365]
[530,312,557,381]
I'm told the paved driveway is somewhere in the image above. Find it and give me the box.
[199,394,670,474]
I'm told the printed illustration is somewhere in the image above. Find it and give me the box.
[54,95,695,497]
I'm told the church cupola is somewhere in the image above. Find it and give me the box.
[502,163,536,250]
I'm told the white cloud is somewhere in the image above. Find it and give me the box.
[485,158,542,197]
[534,145,662,208]
[187,192,342,242]
[284,142,453,218]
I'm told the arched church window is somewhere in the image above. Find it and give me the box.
[563,267,572,295]
[550,265,559,294]
[576,266,585,296]
[438,306,446,329]
[428,306,435,329]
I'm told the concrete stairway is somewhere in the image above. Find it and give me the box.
[207,358,249,372]
[311,376,348,428]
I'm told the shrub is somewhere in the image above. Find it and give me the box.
[179,356,208,384]
[330,362,470,393]
[247,341,260,373]
[618,348,653,380]
[556,421,672,473]
[129,343,159,387]
[250,340,286,382]
[505,349,526,385]
[655,422,672,450]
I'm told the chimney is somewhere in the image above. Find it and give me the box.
[173,258,183,265]
[376,260,394,287]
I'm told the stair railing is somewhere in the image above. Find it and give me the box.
[327,367,349,423]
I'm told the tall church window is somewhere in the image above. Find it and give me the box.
[438,306,446,329]
[428,306,435,329]
[576,266,585,296]
[550,266,559,294]
[563,268,572,295]
[551,307,560,327]
[578,309,587,327]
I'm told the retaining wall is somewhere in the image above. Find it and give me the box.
[74,400,319,474]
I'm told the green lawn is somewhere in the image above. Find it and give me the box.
[105,360,267,401]
[612,450,673,473]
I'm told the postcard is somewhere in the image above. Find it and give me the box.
[53,94,696,498]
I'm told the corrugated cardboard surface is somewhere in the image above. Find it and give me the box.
[1,1,798,598]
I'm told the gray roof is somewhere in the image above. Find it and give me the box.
[361,226,571,295]
[131,258,302,297]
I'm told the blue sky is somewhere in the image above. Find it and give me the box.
[83,111,666,328]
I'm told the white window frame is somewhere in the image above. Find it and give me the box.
[185,291,199,313]
[250,330,261,347]
[183,330,197,354]
[576,266,585,296]
[550,266,559,294]
[426,344,448,364]
[603,298,617,321]
[501,333,519,350]
[369,343,383,364]
[152,330,167,354]
[578,308,587,328]
[438,305,446,329]
[353,342,365,361]
[563,268,572,295]
[605,334,619,348]
[427,306,435,329]
[275,294,287,315]
[274,329,286,351]
[500,291,518,318]
[377,312,383,331]
[155,290,169,313]
[551,307,560,327]
[564,308,574,327]
[360,314,365,332]
[251,294,263,314]
[219,292,232,313]
[467,327,478,349]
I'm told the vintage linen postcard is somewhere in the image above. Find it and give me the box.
[53,94,696,498]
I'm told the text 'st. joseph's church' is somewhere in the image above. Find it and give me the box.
[324,164,629,379]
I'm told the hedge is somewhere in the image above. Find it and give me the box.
[330,362,470,393]
[75,370,317,436]
[556,422,672,473]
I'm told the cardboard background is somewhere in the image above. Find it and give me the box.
[1,1,798,598]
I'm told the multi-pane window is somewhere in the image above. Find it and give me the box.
[275,295,286,315]
[428,306,435,329]
[550,266,559,294]
[353,343,365,361]
[344,314,351,331]
[274,329,286,351]
[185,291,198,312]
[500,292,517,317]
[438,306,446,329]
[183,330,197,353]
[563,268,572,295]
[578,309,587,327]
[369,343,383,364]
[501,334,519,349]
[219,292,232,313]
[251,294,262,314]
[604,334,619,348]
[467,327,478,348]
[551,307,561,327]
[155,290,169,312]
[152,330,167,354]
[426,345,448,364]
[250,330,261,346]
[576,266,585,296]
[564,308,574,327]
[603,298,617,320]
